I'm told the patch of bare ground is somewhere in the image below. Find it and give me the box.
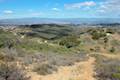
[112,33,120,41]
[27,57,96,80]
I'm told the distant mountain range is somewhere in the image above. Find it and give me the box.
[0,18,120,25]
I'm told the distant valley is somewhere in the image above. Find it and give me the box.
[0,18,120,25]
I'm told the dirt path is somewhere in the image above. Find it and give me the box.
[101,53,120,59]
[28,57,96,80]
[91,52,120,59]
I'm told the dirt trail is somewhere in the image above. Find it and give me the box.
[92,52,120,59]
[100,53,120,59]
[28,57,96,80]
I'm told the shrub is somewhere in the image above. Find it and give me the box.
[59,35,80,48]
[112,73,120,79]
[0,53,15,62]
[90,29,106,40]
[92,54,120,80]
[104,37,108,43]
[0,62,30,80]
[0,38,16,49]
[109,47,115,53]
[0,30,13,48]
[106,28,115,34]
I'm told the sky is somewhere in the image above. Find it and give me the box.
[0,0,120,19]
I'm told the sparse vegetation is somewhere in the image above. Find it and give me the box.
[0,62,29,80]
[0,24,120,80]
[33,63,57,75]
[92,54,120,80]
[109,47,116,53]
[89,29,106,40]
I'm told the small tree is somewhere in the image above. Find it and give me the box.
[104,37,109,49]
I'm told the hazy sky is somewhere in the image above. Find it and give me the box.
[0,0,120,19]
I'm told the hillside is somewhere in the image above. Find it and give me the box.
[0,24,120,80]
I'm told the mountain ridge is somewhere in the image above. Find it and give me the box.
[0,18,120,25]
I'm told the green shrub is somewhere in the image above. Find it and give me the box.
[104,37,108,43]
[109,47,115,53]
[112,73,120,79]
[59,35,80,48]
[0,30,16,49]
[90,29,106,40]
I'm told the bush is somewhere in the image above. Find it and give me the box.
[106,28,115,34]
[112,73,120,79]
[104,37,108,43]
[0,37,16,49]
[59,35,80,48]
[92,54,120,80]
[0,62,30,80]
[0,53,15,62]
[109,47,115,53]
[90,29,106,40]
